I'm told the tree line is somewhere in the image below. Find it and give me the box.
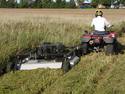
[92,0,125,6]
[0,0,76,8]
[0,0,125,8]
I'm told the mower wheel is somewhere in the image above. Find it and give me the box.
[62,59,71,73]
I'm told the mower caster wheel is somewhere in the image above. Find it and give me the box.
[62,59,71,73]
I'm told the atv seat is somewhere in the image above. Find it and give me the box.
[93,31,108,35]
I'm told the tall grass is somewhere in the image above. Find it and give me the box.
[43,50,125,94]
[0,12,125,94]
[0,17,84,68]
[0,69,63,94]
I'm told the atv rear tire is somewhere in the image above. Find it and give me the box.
[105,44,114,55]
[82,43,88,55]
[62,59,70,73]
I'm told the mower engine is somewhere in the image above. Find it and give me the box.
[37,42,66,60]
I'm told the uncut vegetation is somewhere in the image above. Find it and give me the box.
[0,17,83,69]
[0,9,125,94]
[0,16,84,94]
[43,52,125,94]
[0,69,63,94]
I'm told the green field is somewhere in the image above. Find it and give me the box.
[0,9,125,94]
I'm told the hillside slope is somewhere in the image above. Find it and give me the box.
[1,51,125,94]
[43,54,125,94]
[0,36,125,94]
[43,36,125,94]
[0,69,63,94]
[42,36,125,94]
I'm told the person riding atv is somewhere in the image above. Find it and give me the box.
[81,10,118,55]
[91,10,111,35]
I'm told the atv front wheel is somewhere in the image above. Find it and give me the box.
[82,43,88,55]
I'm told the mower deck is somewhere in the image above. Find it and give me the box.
[19,56,80,70]
[20,60,62,70]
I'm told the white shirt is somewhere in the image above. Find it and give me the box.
[91,16,111,31]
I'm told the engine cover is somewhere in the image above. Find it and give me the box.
[37,42,66,59]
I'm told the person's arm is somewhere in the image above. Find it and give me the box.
[91,19,95,31]
[104,18,111,28]
[91,19,94,27]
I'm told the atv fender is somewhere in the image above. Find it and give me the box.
[103,37,115,43]
[81,37,91,43]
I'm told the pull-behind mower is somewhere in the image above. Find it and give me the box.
[15,42,81,73]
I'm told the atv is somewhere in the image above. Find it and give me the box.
[81,31,117,55]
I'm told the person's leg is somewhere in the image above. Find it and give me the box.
[93,31,101,35]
